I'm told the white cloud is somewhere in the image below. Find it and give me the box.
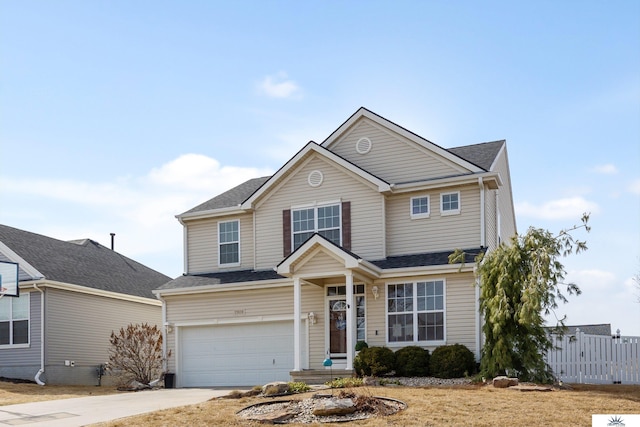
[629,178,640,195]
[591,163,618,174]
[0,154,274,277]
[258,72,301,99]
[515,196,599,220]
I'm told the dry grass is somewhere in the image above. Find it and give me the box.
[2,380,639,426]
[93,384,640,427]
[0,380,118,406]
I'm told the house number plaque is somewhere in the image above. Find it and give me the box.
[233,309,246,316]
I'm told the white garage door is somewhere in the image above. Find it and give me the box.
[179,321,295,387]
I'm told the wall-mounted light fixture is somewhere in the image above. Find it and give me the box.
[164,322,174,333]
[371,285,379,300]
[308,312,317,325]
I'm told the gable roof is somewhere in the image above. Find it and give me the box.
[447,140,505,171]
[0,224,171,299]
[180,176,271,216]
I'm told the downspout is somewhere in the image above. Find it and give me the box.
[159,294,168,374]
[33,284,45,386]
[478,177,485,248]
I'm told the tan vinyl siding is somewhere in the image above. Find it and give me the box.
[485,188,498,251]
[254,155,384,269]
[294,251,345,276]
[301,285,325,369]
[492,147,517,240]
[186,213,254,274]
[329,118,466,183]
[365,284,386,348]
[386,185,481,256]
[46,289,161,366]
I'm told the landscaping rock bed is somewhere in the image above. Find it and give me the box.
[237,392,407,424]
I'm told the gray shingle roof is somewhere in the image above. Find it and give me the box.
[181,176,271,215]
[447,140,505,171]
[158,269,285,290]
[370,248,483,269]
[0,224,172,299]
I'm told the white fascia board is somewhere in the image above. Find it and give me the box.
[322,108,484,173]
[488,141,507,171]
[378,263,475,279]
[242,143,391,210]
[177,205,248,221]
[153,279,293,297]
[391,172,501,193]
[20,280,162,306]
[0,240,44,280]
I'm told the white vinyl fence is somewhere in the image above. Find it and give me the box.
[546,330,640,384]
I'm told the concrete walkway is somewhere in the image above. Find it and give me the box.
[0,388,235,426]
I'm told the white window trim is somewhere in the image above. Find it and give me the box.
[291,202,342,251]
[440,191,461,216]
[410,195,430,219]
[384,280,446,347]
[0,292,30,348]
[218,219,241,267]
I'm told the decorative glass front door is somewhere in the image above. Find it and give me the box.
[326,285,366,361]
[329,299,347,355]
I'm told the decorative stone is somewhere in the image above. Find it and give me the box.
[262,381,290,396]
[312,398,357,416]
[492,376,519,388]
[249,408,297,423]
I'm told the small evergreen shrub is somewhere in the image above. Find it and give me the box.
[355,340,369,351]
[325,377,363,388]
[430,344,476,378]
[287,381,311,393]
[394,346,430,377]
[353,346,396,377]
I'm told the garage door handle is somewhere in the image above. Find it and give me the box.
[273,359,275,365]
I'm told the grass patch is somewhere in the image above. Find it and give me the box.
[325,377,364,388]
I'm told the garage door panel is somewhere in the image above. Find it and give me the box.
[180,321,296,387]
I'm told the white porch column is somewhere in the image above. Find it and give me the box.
[345,272,354,370]
[293,276,301,371]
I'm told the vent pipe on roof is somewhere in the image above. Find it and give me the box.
[110,233,115,251]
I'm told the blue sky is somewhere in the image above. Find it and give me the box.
[1,1,639,334]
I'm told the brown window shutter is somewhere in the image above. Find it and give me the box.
[342,201,351,251]
[283,209,292,257]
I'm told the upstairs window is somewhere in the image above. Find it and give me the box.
[410,196,430,219]
[218,220,240,266]
[0,292,29,346]
[292,204,341,251]
[441,191,460,215]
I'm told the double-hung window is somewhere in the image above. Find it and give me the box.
[0,293,29,346]
[218,220,240,266]
[441,191,460,215]
[292,204,341,251]
[410,196,430,219]
[387,280,445,344]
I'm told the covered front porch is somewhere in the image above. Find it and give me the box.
[276,234,381,376]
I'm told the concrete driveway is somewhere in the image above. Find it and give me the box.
[0,388,236,426]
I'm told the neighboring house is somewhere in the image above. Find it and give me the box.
[0,225,171,385]
[156,107,517,387]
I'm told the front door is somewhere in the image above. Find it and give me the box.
[325,285,366,367]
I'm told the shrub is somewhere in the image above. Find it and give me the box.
[394,346,430,377]
[107,323,167,386]
[353,346,396,377]
[430,344,476,379]
[355,341,369,351]
[287,381,311,393]
[325,377,363,388]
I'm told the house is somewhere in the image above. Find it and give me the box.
[155,107,517,387]
[0,225,171,385]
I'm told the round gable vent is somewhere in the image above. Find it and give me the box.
[308,170,324,187]
[356,137,372,154]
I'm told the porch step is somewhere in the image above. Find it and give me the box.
[290,369,355,385]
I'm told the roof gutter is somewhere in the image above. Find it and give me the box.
[20,281,161,306]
